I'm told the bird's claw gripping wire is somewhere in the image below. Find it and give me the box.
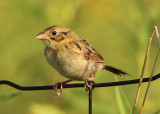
[84,80,94,94]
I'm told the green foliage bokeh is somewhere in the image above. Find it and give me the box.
[0,0,160,114]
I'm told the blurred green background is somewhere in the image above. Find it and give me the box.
[0,0,160,114]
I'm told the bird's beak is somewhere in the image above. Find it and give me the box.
[35,32,49,40]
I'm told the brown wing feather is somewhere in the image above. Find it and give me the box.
[78,39,104,63]
[89,51,104,63]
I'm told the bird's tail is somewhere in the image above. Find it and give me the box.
[103,65,129,76]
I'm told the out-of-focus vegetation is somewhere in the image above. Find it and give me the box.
[0,0,160,113]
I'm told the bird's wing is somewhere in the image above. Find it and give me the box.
[78,39,104,63]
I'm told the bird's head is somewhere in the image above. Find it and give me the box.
[35,25,78,49]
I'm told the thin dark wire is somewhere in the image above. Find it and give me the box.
[0,74,160,114]
[89,88,92,114]
[88,82,93,114]
[0,73,160,91]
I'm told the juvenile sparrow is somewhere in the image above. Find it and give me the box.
[35,25,128,95]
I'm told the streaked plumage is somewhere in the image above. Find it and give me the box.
[35,25,128,81]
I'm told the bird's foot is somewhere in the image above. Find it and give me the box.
[54,82,63,97]
[54,80,72,97]
[84,80,94,94]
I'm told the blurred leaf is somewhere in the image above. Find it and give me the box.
[154,109,160,114]
[115,84,132,114]
[0,92,22,102]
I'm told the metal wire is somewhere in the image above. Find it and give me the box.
[0,74,160,90]
[0,74,160,114]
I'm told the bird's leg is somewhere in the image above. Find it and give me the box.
[84,74,95,94]
[54,80,72,96]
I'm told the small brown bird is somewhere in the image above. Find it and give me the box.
[35,25,128,95]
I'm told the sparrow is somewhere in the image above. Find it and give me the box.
[35,25,128,95]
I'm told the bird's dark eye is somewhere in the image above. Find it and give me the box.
[52,31,57,36]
